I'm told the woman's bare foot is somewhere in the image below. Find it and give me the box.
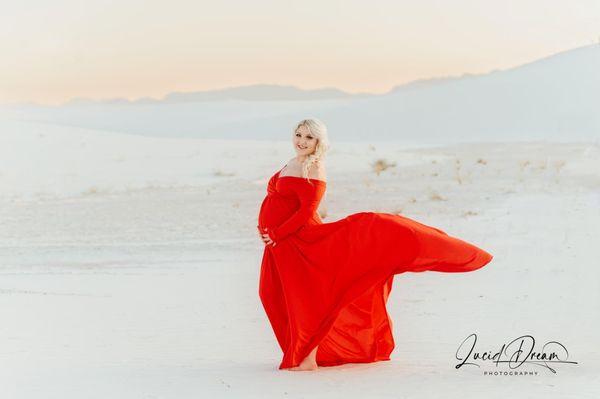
[287,346,318,371]
[288,361,318,371]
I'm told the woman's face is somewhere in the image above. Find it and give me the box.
[293,124,318,156]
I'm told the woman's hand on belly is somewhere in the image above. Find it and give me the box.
[257,225,277,247]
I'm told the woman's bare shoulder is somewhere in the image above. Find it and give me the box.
[308,160,327,181]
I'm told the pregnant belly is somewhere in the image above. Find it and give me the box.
[258,195,296,230]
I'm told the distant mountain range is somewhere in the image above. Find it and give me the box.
[61,84,373,106]
[1,44,598,143]
[17,74,484,107]
[58,76,484,106]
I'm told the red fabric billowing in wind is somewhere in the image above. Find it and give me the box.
[257,165,493,369]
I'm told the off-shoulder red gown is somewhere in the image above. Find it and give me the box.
[257,164,493,370]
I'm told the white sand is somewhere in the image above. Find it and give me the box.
[1,120,598,397]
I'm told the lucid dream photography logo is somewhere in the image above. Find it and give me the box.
[455,333,578,375]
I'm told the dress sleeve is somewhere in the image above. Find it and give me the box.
[268,182,325,243]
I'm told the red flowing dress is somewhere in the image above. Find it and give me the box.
[257,164,493,369]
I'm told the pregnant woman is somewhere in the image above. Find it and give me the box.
[257,118,493,371]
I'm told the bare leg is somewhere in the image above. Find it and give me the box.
[288,345,319,371]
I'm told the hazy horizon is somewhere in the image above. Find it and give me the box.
[2,0,599,106]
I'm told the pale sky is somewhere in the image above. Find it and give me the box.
[1,0,599,105]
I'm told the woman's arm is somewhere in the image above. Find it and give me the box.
[267,183,325,243]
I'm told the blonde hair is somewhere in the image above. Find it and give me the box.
[294,118,330,184]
